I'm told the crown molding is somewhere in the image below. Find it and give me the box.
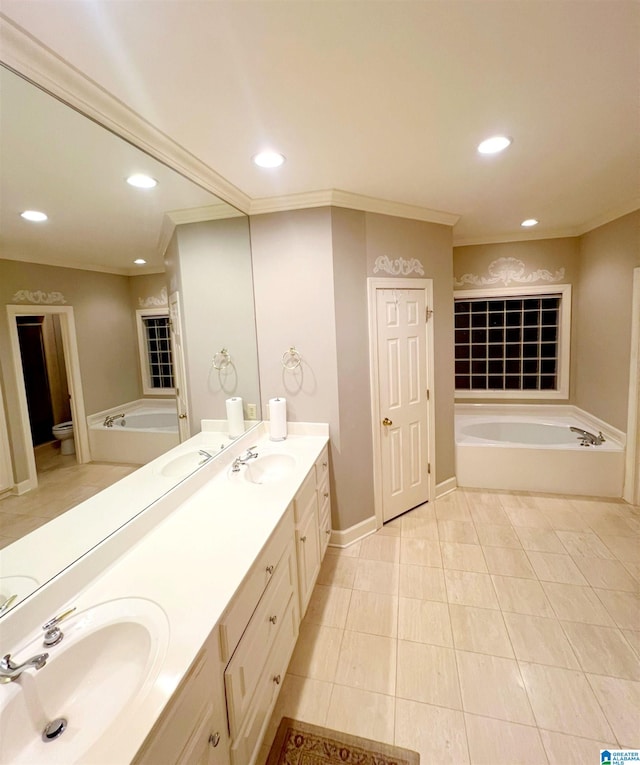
[1,251,132,276]
[166,204,246,226]
[0,15,251,215]
[575,198,640,236]
[249,188,460,226]
[453,228,580,247]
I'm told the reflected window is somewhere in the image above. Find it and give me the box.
[136,309,175,394]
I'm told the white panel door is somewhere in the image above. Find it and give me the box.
[169,291,190,442]
[376,288,430,522]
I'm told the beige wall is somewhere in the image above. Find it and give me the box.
[250,207,454,532]
[453,238,580,403]
[574,211,640,430]
[171,217,260,431]
[0,259,139,481]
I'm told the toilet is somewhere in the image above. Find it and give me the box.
[52,421,75,455]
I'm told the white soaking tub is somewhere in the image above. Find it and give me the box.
[87,399,180,464]
[455,404,625,497]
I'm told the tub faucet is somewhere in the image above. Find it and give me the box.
[570,427,605,446]
[232,446,258,472]
[0,652,49,682]
[104,413,125,428]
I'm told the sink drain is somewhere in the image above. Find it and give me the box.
[42,718,67,742]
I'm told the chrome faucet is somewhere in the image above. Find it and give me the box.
[0,652,49,682]
[570,426,605,446]
[103,413,125,427]
[232,446,258,472]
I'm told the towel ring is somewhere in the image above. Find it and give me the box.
[282,347,302,370]
[212,348,231,370]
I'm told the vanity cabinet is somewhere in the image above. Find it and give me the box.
[316,445,332,559]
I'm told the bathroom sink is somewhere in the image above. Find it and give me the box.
[158,449,213,477]
[0,598,169,764]
[241,453,296,485]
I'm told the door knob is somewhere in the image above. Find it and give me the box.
[178,413,187,419]
[382,417,393,426]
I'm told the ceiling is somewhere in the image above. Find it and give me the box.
[1,0,638,258]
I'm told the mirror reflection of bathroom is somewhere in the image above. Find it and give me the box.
[15,313,75,477]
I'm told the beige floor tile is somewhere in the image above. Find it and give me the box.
[316,555,358,588]
[401,514,439,539]
[263,674,332,748]
[515,527,566,554]
[491,575,554,617]
[395,699,469,764]
[358,533,400,563]
[542,582,612,625]
[303,585,352,629]
[561,622,640,680]
[325,685,395,745]
[527,551,588,585]
[503,506,551,529]
[555,530,616,559]
[599,534,640,563]
[335,630,396,694]
[396,640,461,709]
[539,730,618,765]
[572,556,639,592]
[622,629,640,657]
[449,604,513,658]
[586,515,638,537]
[353,559,399,595]
[474,523,522,548]
[540,506,591,531]
[502,612,579,669]
[445,570,499,609]
[345,590,398,638]
[288,622,343,682]
[379,517,402,536]
[325,540,361,558]
[624,561,640,582]
[435,502,472,522]
[586,674,640,747]
[519,662,614,740]
[468,503,512,526]
[456,651,534,724]
[438,520,479,544]
[398,597,452,647]
[464,714,548,765]
[483,546,537,579]
[441,542,488,573]
[400,537,442,567]
[398,564,446,602]
[594,588,640,630]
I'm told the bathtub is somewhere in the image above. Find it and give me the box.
[455,404,625,497]
[87,399,180,465]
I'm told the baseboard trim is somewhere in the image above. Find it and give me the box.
[329,515,377,548]
[436,476,457,498]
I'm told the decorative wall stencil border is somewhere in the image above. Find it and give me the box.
[454,257,565,287]
[138,286,168,307]
[373,256,425,276]
[12,289,67,304]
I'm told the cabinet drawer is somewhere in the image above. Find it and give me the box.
[293,468,316,524]
[225,542,297,736]
[317,472,330,511]
[315,445,329,484]
[220,507,294,662]
[319,504,331,559]
[230,594,299,765]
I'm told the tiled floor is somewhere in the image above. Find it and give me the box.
[0,442,137,548]
[261,489,640,764]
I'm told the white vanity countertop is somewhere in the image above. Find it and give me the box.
[1,422,328,765]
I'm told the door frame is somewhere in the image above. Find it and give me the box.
[169,291,191,442]
[623,267,640,505]
[7,304,90,491]
[367,277,436,529]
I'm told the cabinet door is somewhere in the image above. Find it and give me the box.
[296,506,320,615]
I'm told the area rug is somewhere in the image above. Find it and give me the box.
[265,717,420,765]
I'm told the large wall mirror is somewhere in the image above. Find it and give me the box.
[0,64,261,615]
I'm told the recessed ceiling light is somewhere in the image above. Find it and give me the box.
[477,136,512,155]
[126,174,157,189]
[20,210,48,222]
[134,258,147,265]
[521,218,539,227]
[252,151,286,168]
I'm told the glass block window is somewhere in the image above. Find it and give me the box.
[454,286,570,398]
[136,309,175,394]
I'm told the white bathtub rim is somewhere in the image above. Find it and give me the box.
[87,398,176,429]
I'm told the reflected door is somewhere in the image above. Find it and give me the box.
[169,292,190,442]
[376,288,430,522]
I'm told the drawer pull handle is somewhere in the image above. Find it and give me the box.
[322,461,328,468]
[300,535,307,543]
[273,674,281,685]
[326,529,331,535]
[323,491,329,498]
[269,615,278,624]
[209,732,220,748]
[266,565,274,575]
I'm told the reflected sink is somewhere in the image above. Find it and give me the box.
[158,449,213,478]
[241,453,296,485]
[0,598,169,764]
